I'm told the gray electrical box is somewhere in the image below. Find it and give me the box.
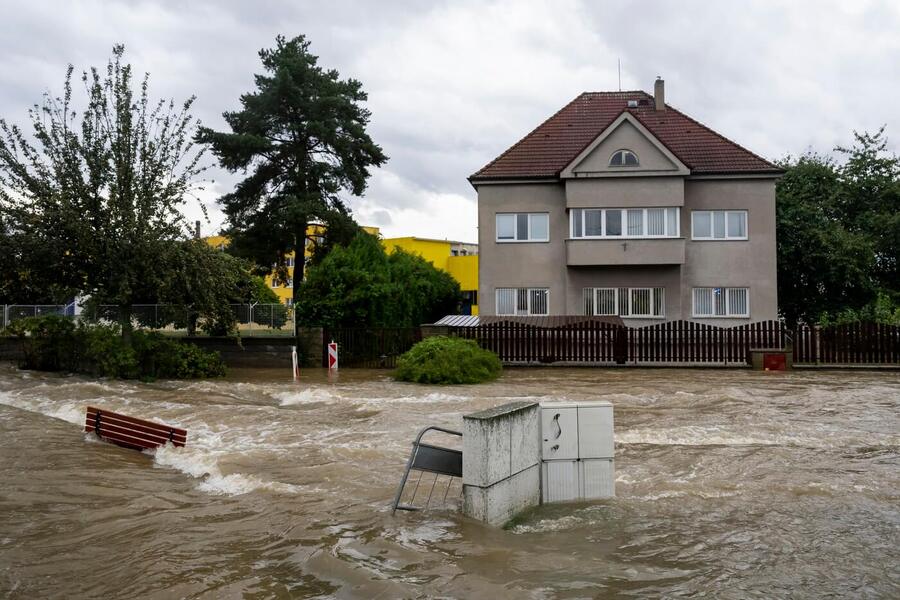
[540,401,614,503]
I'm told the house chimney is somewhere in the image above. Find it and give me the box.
[194,220,201,239]
[654,77,665,111]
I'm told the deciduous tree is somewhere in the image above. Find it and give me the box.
[0,45,205,342]
[295,232,461,328]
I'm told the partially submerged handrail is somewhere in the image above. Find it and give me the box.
[391,425,462,515]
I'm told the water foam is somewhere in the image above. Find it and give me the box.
[275,387,339,406]
[615,425,899,449]
[0,389,85,426]
[152,443,303,496]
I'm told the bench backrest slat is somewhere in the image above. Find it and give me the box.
[84,406,187,450]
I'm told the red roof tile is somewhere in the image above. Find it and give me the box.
[470,91,781,181]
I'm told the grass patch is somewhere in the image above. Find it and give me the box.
[394,336,501,384]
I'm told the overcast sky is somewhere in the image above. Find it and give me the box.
[2,0,898,242]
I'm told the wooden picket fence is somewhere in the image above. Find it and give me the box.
[323,320,898,368]
[451,319,786,365]
[793,321,899,365]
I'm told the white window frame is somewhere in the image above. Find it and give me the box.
[691,287,750,318]
[570,207,680,239]
[496,213,550,243]
[495,287,550,316]
[583,287,665,319]
[691,210,748,241]
[608,149,640,167]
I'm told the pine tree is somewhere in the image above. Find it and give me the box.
[195,35,387,329]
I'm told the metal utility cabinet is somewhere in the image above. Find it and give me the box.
[540,401,615,503]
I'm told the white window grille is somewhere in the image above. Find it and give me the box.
[496,287,549,315]
[496,213,549,242]
[691,210,748,240]
[570,207,679,239]
[583,287,665,318]
[692,287,750,317]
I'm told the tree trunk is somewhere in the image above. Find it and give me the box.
[293,221,308,338]
[187,310,198,337]
[119,304,133,346]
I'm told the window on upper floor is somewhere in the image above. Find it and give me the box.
[496,213,549,242]
[691,210,748,240]
[571,207,679,239]
[496,287,549,315]
[692,287,749,317]
[583,287,665,318]
[609,149,639,167]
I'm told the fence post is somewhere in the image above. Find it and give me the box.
[814,325,821,364]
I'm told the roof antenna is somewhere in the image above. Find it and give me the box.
[617,59,621,91]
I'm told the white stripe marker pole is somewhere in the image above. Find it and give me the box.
[327,341,338,371]
[291,345,300,381]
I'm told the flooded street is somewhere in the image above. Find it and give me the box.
[1,363,898,598]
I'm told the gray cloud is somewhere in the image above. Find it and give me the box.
[2,0,898,242]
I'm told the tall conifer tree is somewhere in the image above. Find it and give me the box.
[196,35,387,323]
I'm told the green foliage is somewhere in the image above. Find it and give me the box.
[394,336,502,385]
[3,315,78,371]
[776,127,900,326]
[195,34,387,306]
[0,45,205,335]
[818,292,900,327]
[3,316,225,379]
[295,232,461,327]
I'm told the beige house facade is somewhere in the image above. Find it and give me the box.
[471,80,782,325]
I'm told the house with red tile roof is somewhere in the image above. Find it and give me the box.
[470,79,782,323]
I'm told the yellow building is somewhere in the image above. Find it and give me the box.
[205,224,380,305]
[382,237,479,315]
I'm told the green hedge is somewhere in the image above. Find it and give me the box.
[3,315,225,379]
[394,336,501,384]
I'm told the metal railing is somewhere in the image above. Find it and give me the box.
[1,303,295,336]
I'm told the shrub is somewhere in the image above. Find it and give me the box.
[394,336,501,384]
[2,316,225,379]
[133,332,227,379]
[4,315,78,371]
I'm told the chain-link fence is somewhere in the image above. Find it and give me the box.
[1,303,295,336]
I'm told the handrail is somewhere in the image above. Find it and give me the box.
[391,425,462,515]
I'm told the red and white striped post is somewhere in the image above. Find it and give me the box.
[327,341,338,371]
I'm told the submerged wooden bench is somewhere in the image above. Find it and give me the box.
[85,406,187,451]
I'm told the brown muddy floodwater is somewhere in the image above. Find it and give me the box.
[0,363,898,599]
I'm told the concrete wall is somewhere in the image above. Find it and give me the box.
[478,183,568,315]
[179,329,323,368]
[462,401,541,527]
[566,177,684,208]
